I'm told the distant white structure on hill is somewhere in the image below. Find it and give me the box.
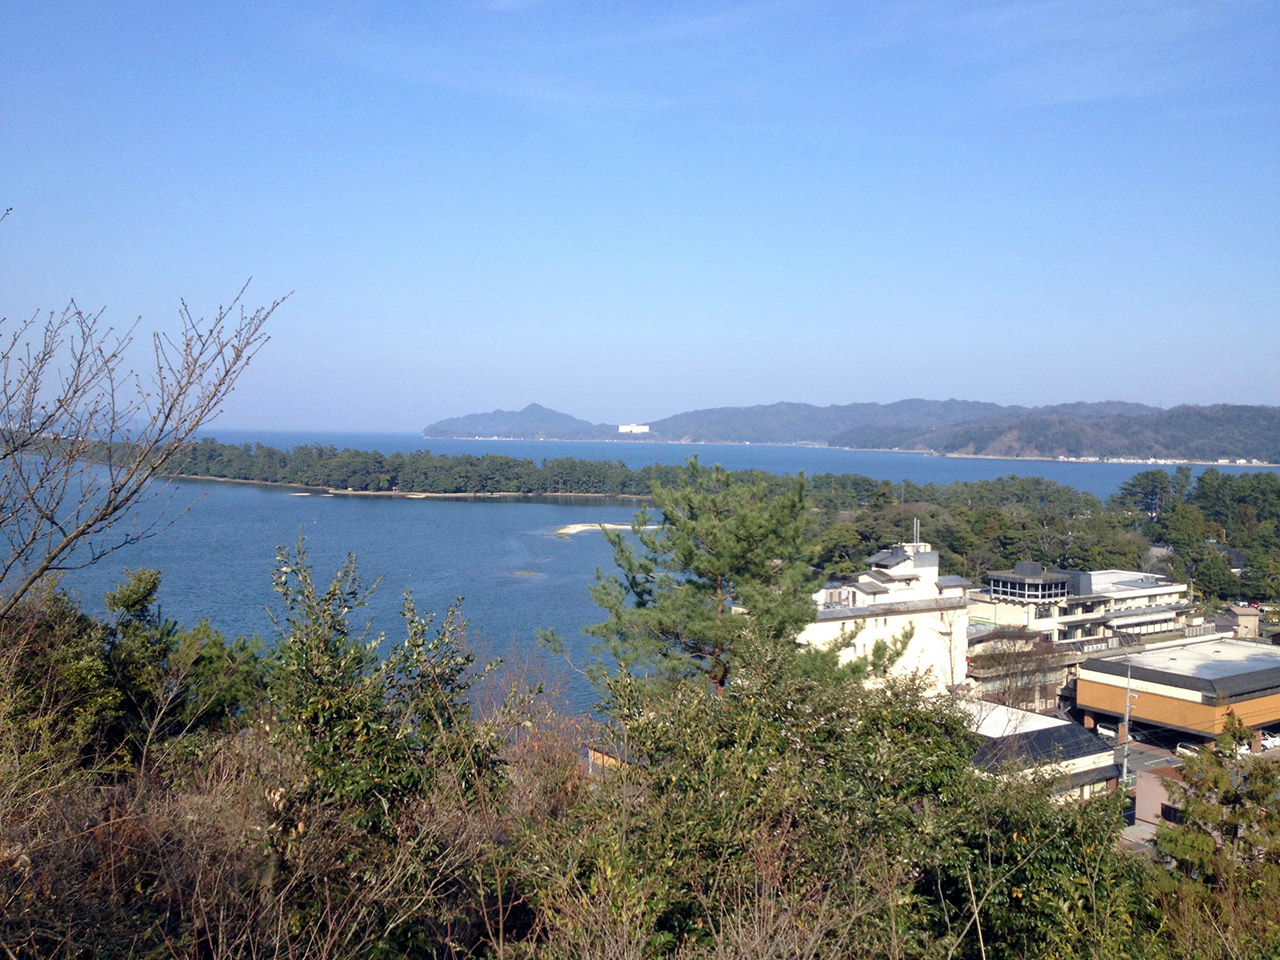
[618,423,650,434]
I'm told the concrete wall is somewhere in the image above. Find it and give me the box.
[1135,767,1182,826]
[798,606,967,694]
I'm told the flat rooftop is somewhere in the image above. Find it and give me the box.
[1084,639,1280,699]
[1085,570,1180,594]
[956,699,1067,738]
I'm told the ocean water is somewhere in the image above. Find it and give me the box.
[61,480,640,713]
[54,431,1280,713]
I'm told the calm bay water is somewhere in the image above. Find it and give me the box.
[63,481,639,712]
[57,430,1280,712]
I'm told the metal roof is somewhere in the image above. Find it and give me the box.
[814,596,968,621]
[853,581,890,595]
[1084,639,1280,700]
[973,723,1115,770]
[1102,603,1186,624]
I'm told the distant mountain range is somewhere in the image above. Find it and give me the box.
[423,400,1280,462]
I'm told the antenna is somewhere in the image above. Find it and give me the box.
[900,480,907,542]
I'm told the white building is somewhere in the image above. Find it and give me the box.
[969,562,1189,646]
[797,541,970,693]
[618,423,650,434]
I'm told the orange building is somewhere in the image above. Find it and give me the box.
[1077,639,1280,741]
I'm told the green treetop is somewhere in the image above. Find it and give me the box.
[584,458,816,694]
[1155,714,1280,884]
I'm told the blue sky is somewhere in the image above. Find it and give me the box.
[3,1,1277,430]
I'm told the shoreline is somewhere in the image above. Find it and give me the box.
[164,474,652,501]
[422,436,1280,468]
[925,452,1280,468]
[164,443,1280,503]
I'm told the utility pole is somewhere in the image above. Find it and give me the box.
[1120,661,1138,788]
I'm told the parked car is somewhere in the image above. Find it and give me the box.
[1208,740,1253,758]
[1176,742,1202,758]
[1261,732,1280,751]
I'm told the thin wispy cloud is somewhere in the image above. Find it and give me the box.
[481,0,545,11]
[923,0,1261,105]
[290,6,691,112]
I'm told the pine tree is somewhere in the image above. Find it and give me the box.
[585,458,815,694]
[1155,714,1280,882]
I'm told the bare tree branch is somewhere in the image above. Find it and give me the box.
[0,283,285,618]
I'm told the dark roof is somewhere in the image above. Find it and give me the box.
[968,625,1045,646]
[854,581,890,595]
[1213,544,1248,567]
[866,546,907,566]
[1084,653,1280,701]
[972,723,1113,771]
[1060,764,1122,791]
[988,562,1072,584]
[936,575,972,588]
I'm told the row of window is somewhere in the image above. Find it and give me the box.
[988,578,1070,601]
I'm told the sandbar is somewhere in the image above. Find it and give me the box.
[556,522,657,537]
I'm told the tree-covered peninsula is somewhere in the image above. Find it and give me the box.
[171,437,885,507]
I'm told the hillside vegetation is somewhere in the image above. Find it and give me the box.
[5,464,1280,957]
[423,399,1280,462]
[423,399,1161,444]
[832,404,1280,461]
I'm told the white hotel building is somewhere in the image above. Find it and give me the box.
[969,562,1189,647]
[797,540,970,693]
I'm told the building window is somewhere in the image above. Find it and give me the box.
[1160,803,1183,824]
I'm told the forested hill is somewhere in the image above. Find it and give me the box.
[645,398,1020,443]
[425,400,1280,461]
[831,404,1280,462]
[423,403,615,439]
[425,398,1161,445]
